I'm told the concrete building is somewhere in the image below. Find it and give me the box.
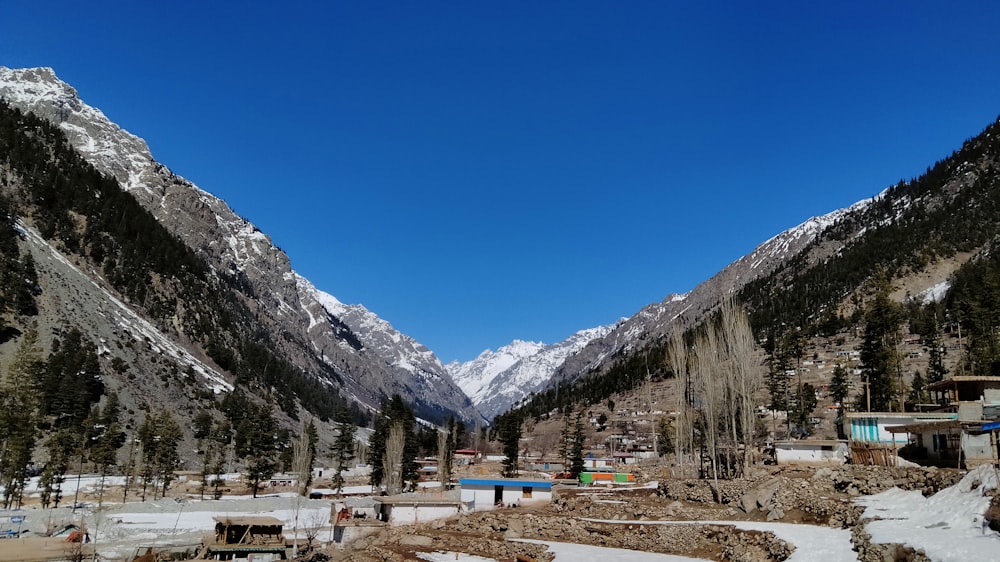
[772,440,849,465]
[459,478,553,510]
[372,495,462,526]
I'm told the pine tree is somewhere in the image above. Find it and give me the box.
[0,330,44,508]
[558,415,571,469]
[925,316,948,383]
[331,409,356,494]
[85,393,126,507]
[367,395,417,491]
[858,268,903,412]
[790,383,818,436]
[496,413,522,478]
[235,404,278,498]
[655,417,674,456]
[137,410,182,500]
[40,428,77,508]
[829,364,851,438]
[908,371,929,406]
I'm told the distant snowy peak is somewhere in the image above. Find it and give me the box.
[447,323,617,419]
[449,340,548,399]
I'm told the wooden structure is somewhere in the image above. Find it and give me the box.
[200,516,286,560]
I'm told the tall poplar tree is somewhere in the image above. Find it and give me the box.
[569,410,585,478]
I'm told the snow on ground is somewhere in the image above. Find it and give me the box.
[582,519,855,562]
[8,466,1000,561]
[516,539,710,561]
[417,552,499,562]
[856,464,1000,561]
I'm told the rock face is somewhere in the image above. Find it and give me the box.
[0,66,479,422]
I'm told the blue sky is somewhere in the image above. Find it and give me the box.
[4,3,1000,362]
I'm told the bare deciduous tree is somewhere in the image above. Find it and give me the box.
[437,429,449,489]
[719,298,764,473]
[682,298,764,481]
[694,326,724,483]
[292,423,312,497]
[383,422,405,495]
[667,329,692,475]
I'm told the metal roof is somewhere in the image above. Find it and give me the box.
[459,478,553,489]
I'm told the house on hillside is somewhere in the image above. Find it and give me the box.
[459,478,553,510]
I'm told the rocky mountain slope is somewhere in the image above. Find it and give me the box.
[531,114,1000,418]
[0,66,480,424]
[549,200,873,386]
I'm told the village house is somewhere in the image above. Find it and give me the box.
[372,495,463,526]
[772,439,849,465]
[459,477,553,510]
[882,376,1000,468]
[842,411,958,465]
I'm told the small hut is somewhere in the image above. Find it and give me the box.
[202,516,286,560]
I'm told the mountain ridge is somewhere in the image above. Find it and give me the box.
[0,66,480,424]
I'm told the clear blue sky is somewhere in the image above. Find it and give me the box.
[4,3,1000,362]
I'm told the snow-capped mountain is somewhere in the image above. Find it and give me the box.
[0,66,479,423]
[447,324,617,420]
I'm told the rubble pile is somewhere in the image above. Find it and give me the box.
[812,465,964,497]
[340,523,554,562]
[333,464,970,561]
[658,465,965,528]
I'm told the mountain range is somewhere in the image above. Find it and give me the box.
[2,65,997,448]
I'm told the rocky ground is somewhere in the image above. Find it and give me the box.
[311,464,976,562]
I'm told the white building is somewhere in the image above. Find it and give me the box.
[372,495,462,526]
[773,440,849,465]
[459,478,553,511]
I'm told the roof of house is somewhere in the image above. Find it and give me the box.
[926,376,1000,392]
[843,411,958,420]
[774,439,848,447]
[459,478,553,489]
[212,516,284,527]
[373,494,462,506]
[885,419,967,434]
